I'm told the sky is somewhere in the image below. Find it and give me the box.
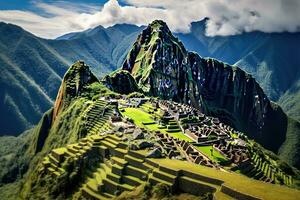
[0,0,300,39]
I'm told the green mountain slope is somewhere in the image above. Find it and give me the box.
[278,80,300,120]
[0,22,142,135]
[0,22,66,135]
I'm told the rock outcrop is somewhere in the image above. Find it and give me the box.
[52,61,98,122]
[122,20,293,156]
[102,70,140,94]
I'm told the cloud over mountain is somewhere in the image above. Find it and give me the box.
[0,0,299,38]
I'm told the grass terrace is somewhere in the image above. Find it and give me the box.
[122,107,192,142]
[152,159,300,200]
[230,132,239,139]
[196,145,228,164]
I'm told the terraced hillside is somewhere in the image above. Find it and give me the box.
[0,60,297,200]
[0,61,121,199]
[121,100,296,185]
[27,96,300,200]
[83,99,113,135]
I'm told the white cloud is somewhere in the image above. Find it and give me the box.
[0,0,299,38]
[125,0,300,36]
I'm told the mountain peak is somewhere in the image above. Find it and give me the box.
[52,61,98,121]
[149,20,170,31]
[122,20,187,83]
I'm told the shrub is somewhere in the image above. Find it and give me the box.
[151,183,171,198]
[127,92,145,98]
[278,160,295,175]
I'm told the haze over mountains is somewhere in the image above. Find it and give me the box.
[1,19,300,135]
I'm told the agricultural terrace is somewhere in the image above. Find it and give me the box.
[195,146,228,164]
[121,107,192,142]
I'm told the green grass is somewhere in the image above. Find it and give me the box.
[195,146,228,163]
[230,132,239,139]
[122,108,192,142]
[123,108,155,126]
[152,159,300,200]
[52,148,66,155]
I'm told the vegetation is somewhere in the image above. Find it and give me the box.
[154,159,300,200]
[122,107,192,141]
[195,146,228,164]
[102,70,140,95]
[0,22,142,135]
[0,130,32,185]
[1,19,300,200]
[126,92,145,98]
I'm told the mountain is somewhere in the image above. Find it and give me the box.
[1,60,299,200]
[0,22,67,135]
[119,20,300,168]
[177,20,300,121]
[56,19,300,127]
[0,22,142,135]
[1,19,300,136]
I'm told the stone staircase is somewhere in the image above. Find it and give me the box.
[79,135,149,199]
[84,99,113,135]
[41,136,99,178]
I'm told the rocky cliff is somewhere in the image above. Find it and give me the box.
[52,61,99,122]
[122,20,299,166]
[102,70,140,94]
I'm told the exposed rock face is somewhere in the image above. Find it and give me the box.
[146,148,163,158]
[52,61,98,122]
[132,128,144,140]
[137,141,154,149]
[102,70,139,94]
[122,20,288,154]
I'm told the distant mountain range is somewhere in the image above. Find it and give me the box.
[177,20,300,122]
[0,19,300,135]
[0,22,142,135]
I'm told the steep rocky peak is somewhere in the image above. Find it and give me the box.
[122,20,187,90]
[63,60,97,88]
[136,20,173,45]
[52,61,98,122]
[148,20,172,35]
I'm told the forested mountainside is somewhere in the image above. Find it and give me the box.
[0,22,142,135]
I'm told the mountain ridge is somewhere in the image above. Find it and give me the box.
[1,19,300,136]
[0,22,142,135]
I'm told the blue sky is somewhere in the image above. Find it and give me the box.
[0,0,299,39]
[0,1,109,10]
